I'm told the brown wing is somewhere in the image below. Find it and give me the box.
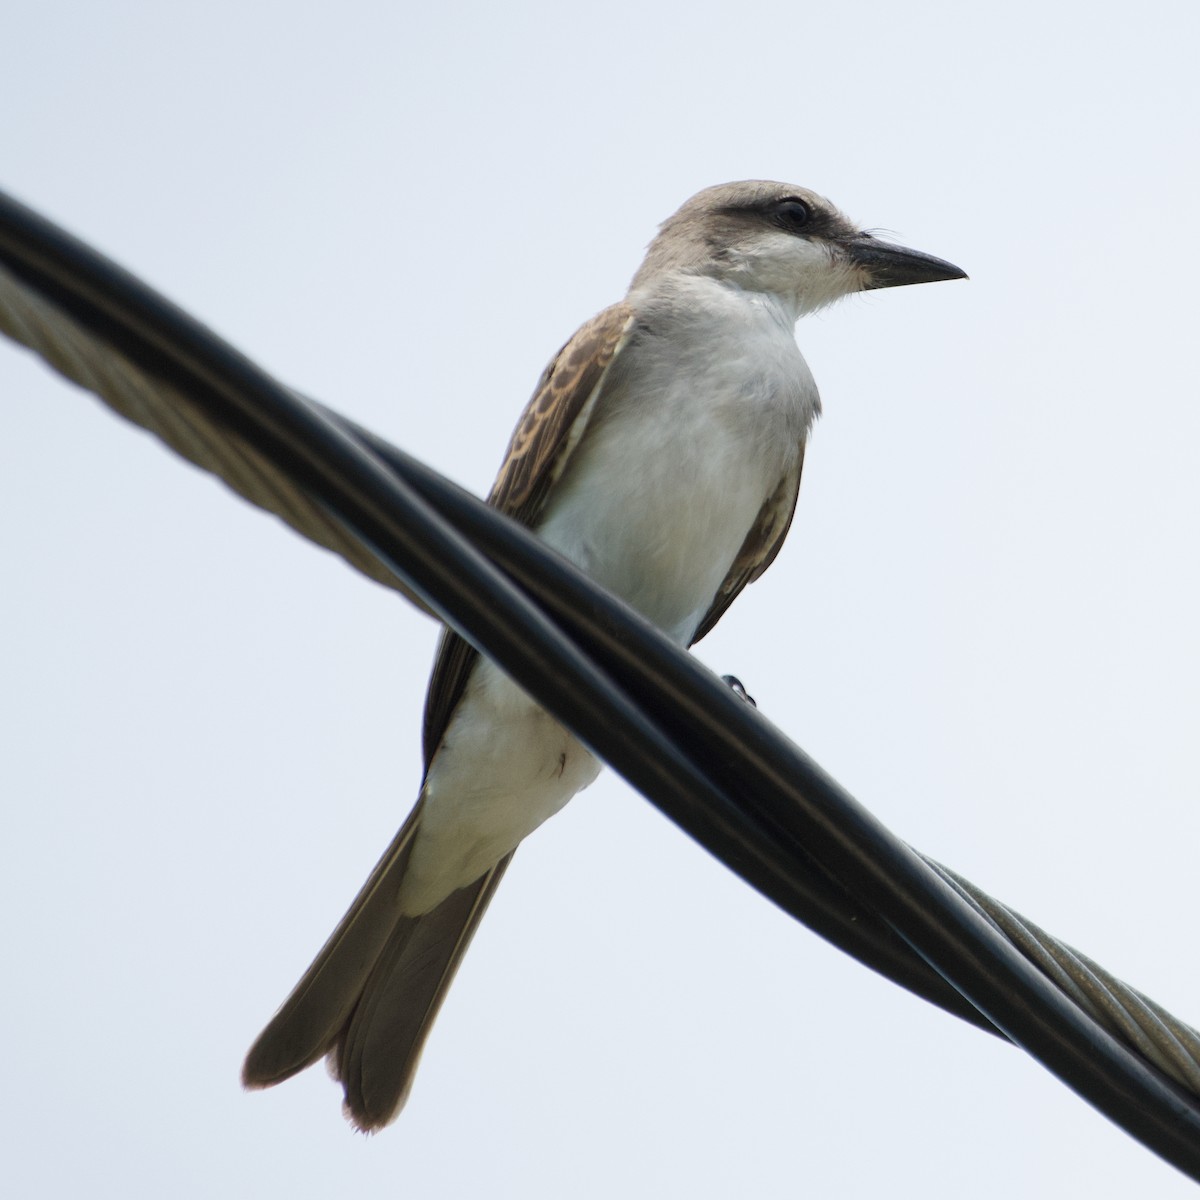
[421,302,636,765]
[688,444,807,645]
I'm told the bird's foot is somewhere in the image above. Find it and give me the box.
[721,674,757,708]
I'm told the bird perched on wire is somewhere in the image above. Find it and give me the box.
[242,180,966,1130]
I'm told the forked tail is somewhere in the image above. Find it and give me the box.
[243,804,512,1130]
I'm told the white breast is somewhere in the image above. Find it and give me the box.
[536,278,819,643]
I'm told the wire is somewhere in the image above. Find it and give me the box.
[2,186,1199,1182]
[0,243,1001,1035]
[924,858,1200,1094]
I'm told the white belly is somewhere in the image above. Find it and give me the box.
[400,656,601,913]
[536,394,803,642]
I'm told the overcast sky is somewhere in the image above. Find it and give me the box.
[3,2,1199,1196]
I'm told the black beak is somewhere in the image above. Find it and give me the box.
[843,235,968,290]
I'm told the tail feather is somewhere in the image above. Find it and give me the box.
[336,857,511,1130]
[243,803,511,1127]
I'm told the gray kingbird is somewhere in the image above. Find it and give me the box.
[242,180,966,1130]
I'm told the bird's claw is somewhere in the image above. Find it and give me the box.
[721,674,757,708]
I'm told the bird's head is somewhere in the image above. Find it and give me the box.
[632,180,966,317]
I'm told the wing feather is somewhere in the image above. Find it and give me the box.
[689,445,806,645]
[421,302,635,764]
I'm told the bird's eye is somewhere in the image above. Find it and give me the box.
[774,199,811,231]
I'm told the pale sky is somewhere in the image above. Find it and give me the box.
[2,2,1199,1196]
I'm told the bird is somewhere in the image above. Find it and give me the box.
[241,180,966,1130]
